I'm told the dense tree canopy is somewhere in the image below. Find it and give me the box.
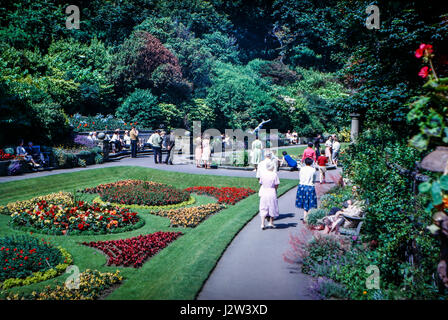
[1,0,447,145]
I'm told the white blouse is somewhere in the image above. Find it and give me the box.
[299,166,315,186]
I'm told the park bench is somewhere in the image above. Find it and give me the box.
[338,199,369,237]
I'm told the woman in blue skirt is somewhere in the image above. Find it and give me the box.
[296,157,317,222]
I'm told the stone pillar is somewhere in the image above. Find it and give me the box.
[350,113,360,142]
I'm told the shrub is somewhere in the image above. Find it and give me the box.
[305,208,328,226]
[310,277,349,300]
[115,89,161,130]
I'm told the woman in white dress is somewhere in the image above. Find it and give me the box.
[201,135,211,169]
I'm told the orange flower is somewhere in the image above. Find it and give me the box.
[443,196,448,208]
[92,121,95,125]
[84,123,88,127]
[124,123,127,126]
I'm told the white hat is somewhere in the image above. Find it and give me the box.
[266,161,275,171]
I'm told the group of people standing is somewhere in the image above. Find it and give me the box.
[147,129,176,165]
[256,133,342,230]
[194,135,212,169]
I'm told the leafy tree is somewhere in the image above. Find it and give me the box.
[205,61,285,130]
[108,30,190,100]
[115,89,162,130]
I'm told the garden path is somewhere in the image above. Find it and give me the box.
[197,170,340,300]
[0,153,313,183]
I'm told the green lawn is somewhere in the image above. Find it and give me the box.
[276,142,350,159]
[0,166,297,299]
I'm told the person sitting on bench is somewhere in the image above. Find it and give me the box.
[16,139,40,168]
[322,199,365,234]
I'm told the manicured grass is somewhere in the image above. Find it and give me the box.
[276,142,349,159]
[0,166,297,299]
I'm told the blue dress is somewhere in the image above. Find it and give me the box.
[295,184,317,211]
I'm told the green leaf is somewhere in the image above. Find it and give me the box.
[418,181,431,193]
[409,134,428,151]
[431,181,443,205]
[440,175,448,190]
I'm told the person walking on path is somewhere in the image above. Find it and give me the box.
[164,131,175,165]
[314,134,322,158]
[258,160,280,230]
[201,135,212,169]
[317,149,328,184]
[324,136,333,164]
[301,142,317,164]
[148,130,163,164]
[332,136,341,166]
[256,151,277,179]
[194,136,203,167]
[251,136,263,172]
[130,126,139,158]
[296,157,317,222]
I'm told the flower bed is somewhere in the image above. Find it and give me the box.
[0,235,72,289]
[0,149,14,161]
[82,180,191,207]
[83,231,182,268]
[0,191,74,216]
[154,203,225,228]
[184,186,256,205]
[93,194,196,211]
[5,269,122,300]
[10,200,143,235]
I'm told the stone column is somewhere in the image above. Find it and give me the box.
[350,113,360,142]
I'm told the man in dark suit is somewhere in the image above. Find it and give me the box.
[164,131,176,165]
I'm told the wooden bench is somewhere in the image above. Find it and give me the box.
[339,213,365,237]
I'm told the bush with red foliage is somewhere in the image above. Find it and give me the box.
[82,231,182,268]
[184,186,255,205]
[110,30,189,94]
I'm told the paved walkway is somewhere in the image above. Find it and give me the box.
[0,154,309,183]
[197,170,340,300]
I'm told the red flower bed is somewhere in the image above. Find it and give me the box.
[184,186,255,205]
[82,231,182,268]
[82,180,190,206]
[0,149,14,161]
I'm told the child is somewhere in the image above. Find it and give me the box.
[281,151,298,170]
[295,157,317,222]
[317,149,328,184]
